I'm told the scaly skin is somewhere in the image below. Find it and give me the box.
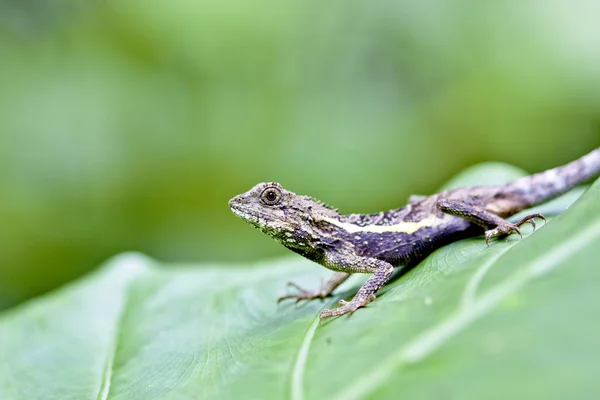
[229,147,600,321]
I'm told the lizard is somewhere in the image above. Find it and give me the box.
[229,147,600,321]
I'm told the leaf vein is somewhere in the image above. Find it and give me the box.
[290,315,320,400]
[331,217,600,400]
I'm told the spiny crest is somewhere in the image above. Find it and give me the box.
[298,195,339,218]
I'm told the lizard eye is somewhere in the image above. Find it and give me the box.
[261,187,282,206]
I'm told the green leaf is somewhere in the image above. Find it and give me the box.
[1,164,599,400]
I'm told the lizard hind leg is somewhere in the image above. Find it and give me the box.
[437,199,546,245]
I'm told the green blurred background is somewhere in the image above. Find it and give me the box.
[0,0,598,310]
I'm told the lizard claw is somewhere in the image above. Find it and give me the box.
[515,213,546,232]
[485,223,521,245]
[319,294,376,322]
[485,213,547,245]
[523,219,536,230]
[285,281,306,291]
[319,301,361,321]
[278,281,327,303]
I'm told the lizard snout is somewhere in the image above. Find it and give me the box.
[229,195,242,207]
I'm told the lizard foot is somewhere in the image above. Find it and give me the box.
[484,213,546,245]
[277,281,328,303]
[514,213,546,231]
[485,223,521,245]
[319,294,376,321]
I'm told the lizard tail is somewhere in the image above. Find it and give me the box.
[503,146,600,207]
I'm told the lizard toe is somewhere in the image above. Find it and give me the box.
[484,223,522,244]
[320,300,364,321]
[515,213,546,232]
[278,284,326,303]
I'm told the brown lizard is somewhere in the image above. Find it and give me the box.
[229,148,600,320]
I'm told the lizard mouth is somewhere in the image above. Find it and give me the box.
[229,200,263,227]
[228,200,248,218]
[229,204,250,219]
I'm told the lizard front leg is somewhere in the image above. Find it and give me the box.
[278,271,350,303]
[319,251,394,321]
[437,198,546,245]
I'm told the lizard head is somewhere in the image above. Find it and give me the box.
[229,182,339,244]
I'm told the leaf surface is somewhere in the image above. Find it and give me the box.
[1,164,598,400]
